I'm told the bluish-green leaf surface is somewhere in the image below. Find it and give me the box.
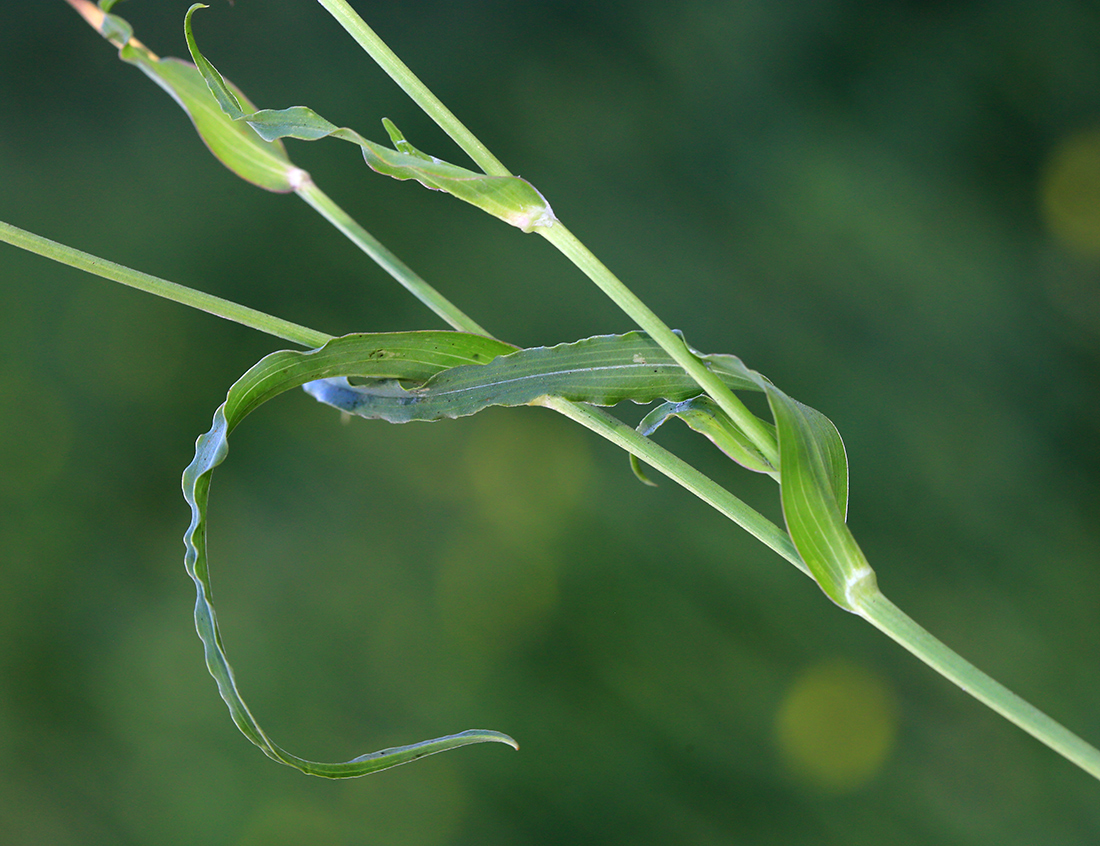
[183,332,519,778]
[304,331,764,422]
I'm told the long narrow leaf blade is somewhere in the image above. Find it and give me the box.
[304,332,764,422]
[67,0,301,191]
[183,5,554,230]
[183,332,518,778]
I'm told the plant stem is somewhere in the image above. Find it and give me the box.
[314,0,509,177]
[543,396,807,575]
[296,178,491,336]
[314,1,779,466]
[857,590,1100,779]
[0,219,331,348]
[291,183,798,568]
[539,223,780,467]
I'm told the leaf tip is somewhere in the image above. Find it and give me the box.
[491,731,520,751]
[629,454,659,486]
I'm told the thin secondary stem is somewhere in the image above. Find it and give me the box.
[314,0,509,177]
[540,223,780,467]
[1,219,330,349]
[543,396,807,576]
[296,178,491,336]
[858,590,1100,779]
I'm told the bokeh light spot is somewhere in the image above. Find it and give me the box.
[774,658,898,793]
[1041,128,1100,258]
[460,409,591,544]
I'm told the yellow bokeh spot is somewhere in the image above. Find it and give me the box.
[1041,128,1100,258]
[774,658,898,793]
[432,410,590,671]
[460,409,591,544]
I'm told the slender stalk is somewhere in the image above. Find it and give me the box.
[540,223,780,467]
[543,397,807,575]
[0,219,331,349]
[314,0,509,177]
[858,590,1100,779]
[313,1,777,466]
[296,178,491,336]
[291,184,798,567]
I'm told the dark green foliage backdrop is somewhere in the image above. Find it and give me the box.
[2,1,1100,843]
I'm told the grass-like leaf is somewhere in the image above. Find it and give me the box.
[183,332,519,778]
[764,385,874,610]
[183,4,555,231]
[305,331,766,422]
[67,0,303,192]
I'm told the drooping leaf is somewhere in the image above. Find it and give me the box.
[183,4,555,231]
[69,0,302,191]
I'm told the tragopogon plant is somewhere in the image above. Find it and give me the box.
[3,0,1097,786]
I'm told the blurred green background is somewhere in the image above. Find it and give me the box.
[3,1,1100,843]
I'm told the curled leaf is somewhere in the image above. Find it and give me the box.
[183,332,519,778]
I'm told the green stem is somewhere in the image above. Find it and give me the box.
[540,223,780,467]
[314,0,509,177]
[296,178,491,336]
[543,396,807,576]
[857,590,1100,779]
[0,219,331,348]
[313,1,778,466]
[291,183,797,570]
